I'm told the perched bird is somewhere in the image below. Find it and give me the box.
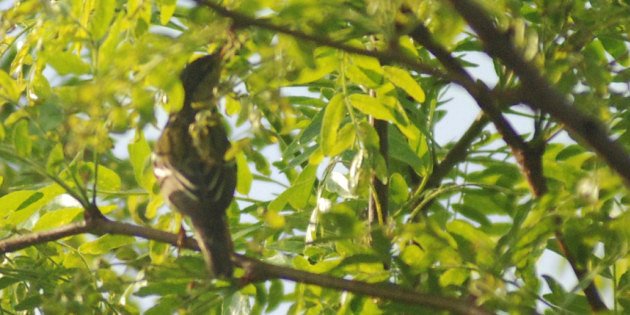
[153,53,236,278]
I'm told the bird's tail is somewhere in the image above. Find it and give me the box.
[190,214,234,278]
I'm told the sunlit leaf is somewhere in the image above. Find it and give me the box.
[128,130,154,191]
[348,94,394,121]
[383,66,425,103]
[79,235,135,255]
[33,208,83,231]
[269,164,317,211]
[236,152,252,194]
[45,51,91,75]
[12,119,31,157]
[90,0,116,39]
[320,94,345,156]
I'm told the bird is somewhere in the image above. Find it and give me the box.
[153,53,236,278]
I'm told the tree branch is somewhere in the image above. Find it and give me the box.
[446,0,630,188]
[195,0,447,80]
[554,220,607,311]
[408,22,546,196]
[236,255,490,315]
[0,217,491,315]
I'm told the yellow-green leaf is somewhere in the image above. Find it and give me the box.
[236,152,252,194]
[146,194,164,219]
[46,51,91,75]
[0,70,20,102]
[383,66,425,103]
[12,119,31,157]
[264,210,286,229]
[389,173,409,204]
[79,234,135,255]
[291,54,338,85]
[345,64,380,88]
[320,94,345,156]
[158,0,177,25]
[439,268,469,287]
[34,208,83,231]
[128,130,154,191]
[83,162,122,191]
[0,185,64,227]
[90,0,116,39]
[225,94,241,116]
[348,94,394,121]
[269,165,317,211]
[351,55,383,74]
[328,123,355,157]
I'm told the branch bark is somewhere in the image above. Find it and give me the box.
[408,22,547,196]
[447,0,630,188]
[555,222,607,311]
[0,217,491,315]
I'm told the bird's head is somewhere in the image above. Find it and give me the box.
[180,53,222,105]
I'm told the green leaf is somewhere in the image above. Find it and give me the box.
[158,0,177,25]
[225,94,242,116]
[266,280,283,313]
[12,119,31,157]
[348,94,394,121]
[439,268,469,287]
[389,173,408,204]
[46,144,65,174]
[14,295,42,311]
[90,0,116,39]
[383,66,425,103]
[0,185,64,227]
[16,192,43,211]
[150,213,175,265]
[128,130,154,191]
[236,152,252,194]
[45,51,91,75]
[290,53,338,85]
[79,234,135,255]
[84,162,122,191]
[345,64,380,88]
[33,208,83,231]
[144,297,179,315]
[327,123,355,157]
[320,94,345,156]
[269,164,317,211]
[388,127,423,170]
[0,69,20,102]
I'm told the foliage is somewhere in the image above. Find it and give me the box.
[1,0,630,313]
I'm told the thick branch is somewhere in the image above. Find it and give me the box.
[370,118,389,224]
[555,224,607,311]
[447,0,630,188]
[236,255,490,315]
[0,218,490,315]
[195,0,546,195]
[0,222,91,253]
[408,23,546,196]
